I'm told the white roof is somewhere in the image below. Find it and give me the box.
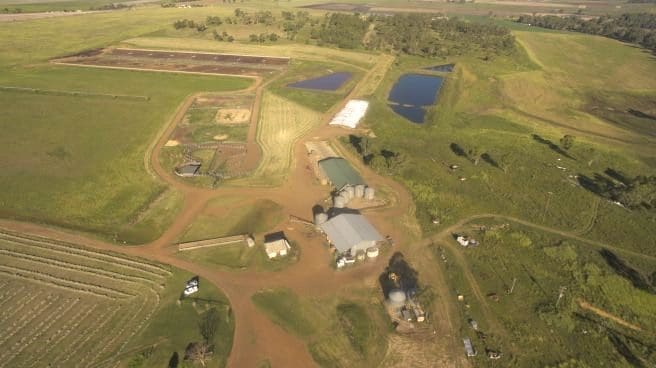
[329,100,369,129]
[319,213,383,253]
[264,239,290,254]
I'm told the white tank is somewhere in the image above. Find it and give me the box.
[355,184,365,198]
[345,186,355,200]
[340,189,351,202]
[366,247,379,258]
[364,186,375,200]
[314,212,328,225]
[388,289,406,305]
[333,195,346,208]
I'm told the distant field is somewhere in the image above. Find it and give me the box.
[437,221,656,367]
[0,230,233,368]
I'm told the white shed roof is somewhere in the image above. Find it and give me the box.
[329,100,369,129]
[319,213,383,253]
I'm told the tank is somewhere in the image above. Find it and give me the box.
[345,186,355,200]
[314,212,328,225]
[340,189,351,202]
[364,186,375,200]
[388,289,406,306]
[355,184,365,198]
[366,247,379,258]
[333,195,346,208]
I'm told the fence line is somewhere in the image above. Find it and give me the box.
[0,85,149,101]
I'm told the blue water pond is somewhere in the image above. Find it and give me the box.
[388,73,444,124]
[287,72,352,91]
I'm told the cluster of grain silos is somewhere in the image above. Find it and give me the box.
[332,185,375,208]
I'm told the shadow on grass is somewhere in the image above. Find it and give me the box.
[532,134,575,160]
[450,143,467,157]
[481,153,500,169]
[599,249,655,294]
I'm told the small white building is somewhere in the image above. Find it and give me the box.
[264,232,291,259]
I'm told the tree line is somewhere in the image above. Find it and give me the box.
[516,13,656,52]
[368,14,516,57]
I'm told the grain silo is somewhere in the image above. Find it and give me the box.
[333,195,346,208]
[314,212,328,225]
[344,185,355,200]
[364,186,375,200]
[355,184,365,198]
[388,289,406,307]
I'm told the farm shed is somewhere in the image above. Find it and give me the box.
[319,213,383,255]
[176,163,201,177]
[318,157,365,191]
[264,232,291,259]
[329,99,369,128]
[463,338,477,357]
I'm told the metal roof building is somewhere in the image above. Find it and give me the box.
[318,157,364,191]
[319,213,383,255]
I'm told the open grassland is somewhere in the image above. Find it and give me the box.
[0,8,252,242]
[436,221,656,367]
[0,229,233,368]
[350,27,656,257]
[235,91,322,186]
[180,197,284,242]
[251,288,389,368]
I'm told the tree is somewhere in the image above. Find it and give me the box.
[468,146,481,165]
[206,16,222,25]
[198,307,220,343]
[184,342,212,367]
[268,33,279,41]
[560,135,575,150]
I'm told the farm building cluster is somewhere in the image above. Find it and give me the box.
[380,255,427,328]
[304,141,388,268]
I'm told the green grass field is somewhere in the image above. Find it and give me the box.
[251,288,389,368]
[436,221,656,367]
[0,9,252,242]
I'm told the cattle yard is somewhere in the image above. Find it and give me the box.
[52,48,289,77]
[0,231,170,368]
[162,93,257,184]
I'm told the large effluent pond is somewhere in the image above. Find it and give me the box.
[287,72,352,91]
[388,73,444,124]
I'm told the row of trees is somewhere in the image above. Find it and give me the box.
[368,14,516,57]
[516,13,656,52]
[212,30,234,42]
[311,13,369,49]
[249,33,280,43]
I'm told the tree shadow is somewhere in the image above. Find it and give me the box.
[168,352,179,368]
[481,153,500,169]
[577,173,616,198]
[627,108,656,121]
[531,134,575,160]
[599,249,654,293]
[449,143,467,157]
[348,134,363,154]
[378,252,419,298]
[604,168,630,185]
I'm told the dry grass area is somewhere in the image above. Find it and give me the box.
[240,91,322,185]
[380,334,456,368]
[352,54,396,98]
[0,231,170,368]
[122,37,377,68]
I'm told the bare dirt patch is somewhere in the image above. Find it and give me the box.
[216,108,251,124]
[52,48,289,77]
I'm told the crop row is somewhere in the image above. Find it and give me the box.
[27,303,98,368]
[53,307,120,366]
[0,298,80,366]
[0,288,45,326]
[0,281,25,311]
[0,265,131,299]
[0,294,60,347]
[0,249,162,291]
[0,231,171,277]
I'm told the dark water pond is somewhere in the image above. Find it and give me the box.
[287,72,352,91]
[425,64,455,73]
[388,73,444,123]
